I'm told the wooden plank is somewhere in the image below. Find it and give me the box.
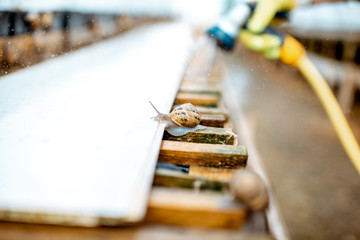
[182,74,209,83]
[175,92,219,106]
[6,35,36,66]
[179,84,220,94]
[146,187,248,229]
[0,38,7,64]
[0,22,194,227]
[163,127,236,145]
[172,105,229,120]
[179,81,221,94]
[201,113,226,127]
[158,140,247,168]
[189,166,236,181]
[0,221,274,240]
[153,169,228,191]
[197,107,229,121]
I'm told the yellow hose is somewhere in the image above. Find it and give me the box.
[240,32,360,173]
[278,35,360,174]
[296,55,360,174]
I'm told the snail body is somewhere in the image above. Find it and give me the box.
[149,101,206,136]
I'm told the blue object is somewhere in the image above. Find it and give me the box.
[207,26,236,51]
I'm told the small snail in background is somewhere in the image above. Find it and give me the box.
[149,101,206,136]
[230,169,269,211]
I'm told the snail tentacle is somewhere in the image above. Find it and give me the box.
[150,101,206,136]
[149,101,171,123]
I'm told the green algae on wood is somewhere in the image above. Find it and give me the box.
[163,127,236,145]
[153,168,229,191]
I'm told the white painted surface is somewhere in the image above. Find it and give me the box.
[288,2,360,32]
[0,0,226,23]
[281,2,360,40]
[0,22,193,225]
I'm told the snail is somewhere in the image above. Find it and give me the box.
[149,101,206,136]
[230,169,269,211]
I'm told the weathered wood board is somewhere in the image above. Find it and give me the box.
[153,168,229,190]
[163,127,236,145]
[175,92,219,106]
[201,113,227,127]
[0,221,274,240]
[158,140,247,168]
[179,81,221,94]
[189,166,237,181]
[146,187,247,229]
[172,105,229,120]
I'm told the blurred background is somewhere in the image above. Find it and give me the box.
[0,0,359,240]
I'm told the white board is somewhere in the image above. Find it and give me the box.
[0,22,193,226]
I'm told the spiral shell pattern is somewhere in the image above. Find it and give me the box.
[170,103,201,128]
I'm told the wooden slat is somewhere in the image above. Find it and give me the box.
[146,187,248,229]
[6,35,36,66]
[0,221,274,240]
[201,113,226,127]
[163,127,236,145]
[182,75,209,83]
[189,166,236,181]
[153,169,228,191]
[197,107,229,121]
[179,81,221,94]
[158,140,247,168]
[172,105,229,121]
[175,92,219,106]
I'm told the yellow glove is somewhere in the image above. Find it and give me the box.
[240,29,305,64]
[247,0,295,33]
[239,29,283,60]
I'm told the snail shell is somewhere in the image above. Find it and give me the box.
[230,169,269,211]
[170,103,201,128]
[150,101,206,136]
